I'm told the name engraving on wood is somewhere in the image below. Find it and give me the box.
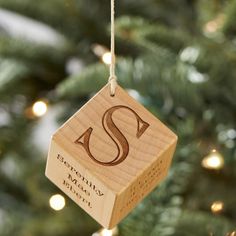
[56,153,105,209]
[75,105,150,166]
[118,158,167,213]
[55,153,167,213]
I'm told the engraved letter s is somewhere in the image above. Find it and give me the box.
[75,105,149,166]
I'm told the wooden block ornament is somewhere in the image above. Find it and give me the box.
[45,84,177,229]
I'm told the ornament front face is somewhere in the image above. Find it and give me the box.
[46,84,177,228]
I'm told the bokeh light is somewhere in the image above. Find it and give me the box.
[102,52,112,65]
[211,201,224,214]
[92,227,118,236]
[49,194,65,211]
[32,100,48,117]
[201,149,224,170]
[101,229,113,236]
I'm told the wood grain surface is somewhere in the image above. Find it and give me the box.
[46,83,177,228]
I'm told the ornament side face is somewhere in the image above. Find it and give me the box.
[45,84,177,228]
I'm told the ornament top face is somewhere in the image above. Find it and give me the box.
[46,84,177,229]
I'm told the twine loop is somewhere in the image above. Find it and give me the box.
[109,75,117,96]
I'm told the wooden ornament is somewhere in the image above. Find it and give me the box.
[45,84,177,229]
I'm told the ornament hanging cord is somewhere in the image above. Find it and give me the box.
[108,0,117,96]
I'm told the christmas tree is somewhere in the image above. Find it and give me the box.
[0,0,235,235]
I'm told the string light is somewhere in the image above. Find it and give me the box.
[92,44,107,57]
[211,201,224,214]
[49,194,66,211]
[92,227,118,236]
[102,52,112,65]
[102,229,113,236]
[201,149,224,170]
[204,21,218,33]
[204,14,225,34]
[32,100,48,117]
[92,44,112,65]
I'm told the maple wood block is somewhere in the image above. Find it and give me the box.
[45,84,177,229]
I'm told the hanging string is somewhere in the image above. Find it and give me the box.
[108,0,117,96]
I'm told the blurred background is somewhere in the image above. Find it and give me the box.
[0,0,236,235]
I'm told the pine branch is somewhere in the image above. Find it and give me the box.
[175,210,235,236]
[56,62,108,98]
[0,58,29,92]
[115,16,190,53]
[222,0,236,37]
[0,35,71,66]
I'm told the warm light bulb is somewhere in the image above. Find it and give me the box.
[203,14,225,34]
[101,229,113,236]
[201,149,224,170]
[93,227,118,236]
[49,194,65,211]
[204,21,218,33]
[32,100,48,117]
[92,44,107,57]
[102,52,112,65]
[211,201,224,214]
